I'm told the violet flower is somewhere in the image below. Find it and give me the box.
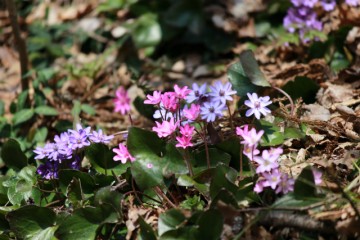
[244,93,272,119]
[209,81,237,104]
[200,101,225,122]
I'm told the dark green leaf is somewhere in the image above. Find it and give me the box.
[294,166,316,199]
[58,169,95,195]
[239,50,270,87]
[133,96,155,120]
[139,216,157,240]
[34,106,58,116]
[160,227,198,240]
[0,101,4,116]
[85,143,119,170]
[210,165,238,199]
[282,76,319,104]
[273,193,324,208]
[128,127,165,189]
[55,207,103,240]
[192,148,231,175]
[94,186,123,220]
[1,139,27,171]
[196,209,223,240]
[67,178,84,208]
[227,62,259,97]
[12,109,34,126]
[158,209,186,236]
[6,205,57,240]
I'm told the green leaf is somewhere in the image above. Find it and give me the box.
[0,101,4,116]
[71,100,82,119]
[210,165,238,199]
[1,139,27,171]
[85,143,119,170]
[94,186,123,220]
[158,209,187,236]
[58,169,95,196]
[282,76,319,104]
[191,148,231,175]
[160,227,198,240]
[6,205,57,240]
[138,216,157,240]
[273,193,324,208]
[228,50,271,97]
[228,62,259,97]
[67,178,85,208]
[129,13,162,48]
[80,104,96,116]
[177,175,208,195]
[55,207,103,240]
[12,109,34,126]
[239,50,270,87]
[210,189,238,209]
[17,90,29,111]
[34,106,58,116]
[133,96,155,120]
[196,209,223,240]
[256,120,285,147]
[294,166,316,199]
[128,127,165,189]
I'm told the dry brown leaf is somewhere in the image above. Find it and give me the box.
[302,104,331,121]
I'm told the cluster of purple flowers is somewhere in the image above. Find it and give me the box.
[34,124,114,179]
[144,80,238,148]
[284,0,359,43]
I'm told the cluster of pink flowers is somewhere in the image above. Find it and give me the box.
[236,124,322,194]
[144,80,237,149]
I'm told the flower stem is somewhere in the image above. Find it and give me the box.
[239,144,243,179]
[154,186,176,208]
[184,149,194,177]
[227,102,234,130]
[273,86,295,117]
[201,123,211,169]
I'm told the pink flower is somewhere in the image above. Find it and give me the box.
[312,168,322,185]
[161,92,178,112]
[179,124,195,137]
[152,117,179,138]
[174,85,191,100]
[176,135,193,149]
[147,163,153,169]
[144,91,162,105]
[275,173,295,194]
[114,87,131,115]
[183,104,200,121]
[236,125,264,147]
[254,149,279,173]
[243,144,260,161]
[254,180,266,193]
[262,169,282,190]
[113,143,135,164]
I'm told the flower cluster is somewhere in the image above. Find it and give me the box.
[33,124,114,179]
[284,0,359,43]
[236,125,295,194]
[144,81,237,148]
[236,124,322,194]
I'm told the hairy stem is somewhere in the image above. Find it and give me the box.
[273,86,294,117]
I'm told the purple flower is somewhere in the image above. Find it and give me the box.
[275,173,295,194]
[243,144,260,161]
[262,169,282,190]
[283,6,322,42]
[68,129,90,150]
[320,0,336,11]
[89,129,114,144]
[200,101,225,122]
[244,93,272,119]
[292,0,318,7]
[209,81,237,104]
[254,150,279,173]
[37,162,59,179]
[186,83,208,104]
[33,144,51,160]
[346,0,359,6]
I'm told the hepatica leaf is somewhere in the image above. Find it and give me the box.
[228,50,270,97]
[239,50,270,87]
